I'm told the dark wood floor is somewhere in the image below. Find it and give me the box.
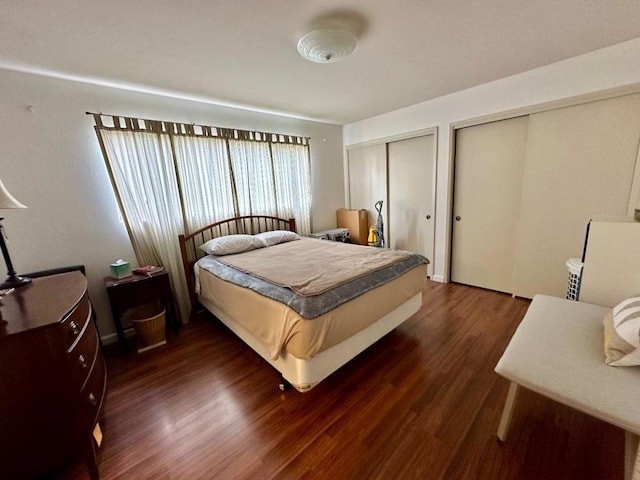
[66,281,623,479]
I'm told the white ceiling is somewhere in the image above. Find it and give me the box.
[2,0,640,125]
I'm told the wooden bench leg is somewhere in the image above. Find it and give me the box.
[624,430,639,480]
[497,381,520,442]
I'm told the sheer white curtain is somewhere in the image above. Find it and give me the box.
[228,139,277,217]
[99,129,191,321]
[172,135,236,234]
[271,143,312,235]
[94,115,312,322]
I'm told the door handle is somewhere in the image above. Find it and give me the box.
[455,216,461,221]
[425,215,431,220]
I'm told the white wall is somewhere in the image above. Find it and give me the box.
[0,69,343,341]
[344,38,640,282]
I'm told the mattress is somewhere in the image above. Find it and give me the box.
[197,262,427,360]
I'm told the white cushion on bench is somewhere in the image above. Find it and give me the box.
[495,294,640,435]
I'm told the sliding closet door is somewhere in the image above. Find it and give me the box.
[451,116,529,293]
[388,135,435,276]
[512,93,640,298]
[347,144,388,237]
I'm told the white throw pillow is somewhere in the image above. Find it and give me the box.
[199,234,265,256]
[604,296,640,366]
[255,230,300,247]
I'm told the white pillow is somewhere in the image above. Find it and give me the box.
[199,234,265,256]
[603,296,640,366]
[255,230,300,247]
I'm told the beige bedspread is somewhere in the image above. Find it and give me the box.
[217,237,409,296]
[198,263,427,359]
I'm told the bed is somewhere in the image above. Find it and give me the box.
[179,215,428,392]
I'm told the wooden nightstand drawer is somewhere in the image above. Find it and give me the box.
[61,294,91,351]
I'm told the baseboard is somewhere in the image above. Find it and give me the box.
[100,329,135,345]
[431,274,445,283]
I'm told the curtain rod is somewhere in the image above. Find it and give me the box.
[86,112,311,144]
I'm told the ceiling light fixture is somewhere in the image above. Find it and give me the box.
[297,28,357,64]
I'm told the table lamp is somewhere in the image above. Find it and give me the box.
[0,177,31,288]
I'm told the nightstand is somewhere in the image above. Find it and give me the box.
[104,270,177,354]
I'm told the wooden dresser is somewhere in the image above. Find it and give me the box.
[0,271,106,479]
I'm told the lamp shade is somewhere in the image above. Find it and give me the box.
[0,176,30,290]
[297,28,357,64]
[0,178,27,209]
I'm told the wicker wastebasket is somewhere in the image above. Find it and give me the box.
[131,303,166,353]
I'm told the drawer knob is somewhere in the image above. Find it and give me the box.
[88,393,97,406]
[69,321,80,335]
[78,354,88,369]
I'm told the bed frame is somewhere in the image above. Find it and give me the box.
[179,215,296,318]
[178,215,422,392]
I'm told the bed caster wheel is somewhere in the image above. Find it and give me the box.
[278,380,290,392]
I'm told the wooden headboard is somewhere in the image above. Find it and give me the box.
[178,215,296,314]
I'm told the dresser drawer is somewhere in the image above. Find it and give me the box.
[81,353,106,428]
[61,293,92,351]
[70,323,99,391]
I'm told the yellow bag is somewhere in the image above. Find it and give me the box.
[368,225,377,247]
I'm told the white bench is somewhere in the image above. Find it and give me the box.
[495,295,640,480]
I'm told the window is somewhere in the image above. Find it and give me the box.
[92,114,312,320]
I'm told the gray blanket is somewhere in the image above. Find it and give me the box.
[196,250,429,319]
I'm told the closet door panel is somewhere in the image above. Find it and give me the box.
[388,135,436,277]
[347,144,388,233]
[512,93,640,298]
[451,116,529,293]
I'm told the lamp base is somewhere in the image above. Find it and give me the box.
[1,275,31,289]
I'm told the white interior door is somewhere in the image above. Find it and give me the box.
[387,135,435,276]
[347,144,388,239]
[451,116,529,293]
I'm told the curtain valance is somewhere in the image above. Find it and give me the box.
[89,113,310,146]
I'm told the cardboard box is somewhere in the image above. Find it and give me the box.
[337,209,369,245]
